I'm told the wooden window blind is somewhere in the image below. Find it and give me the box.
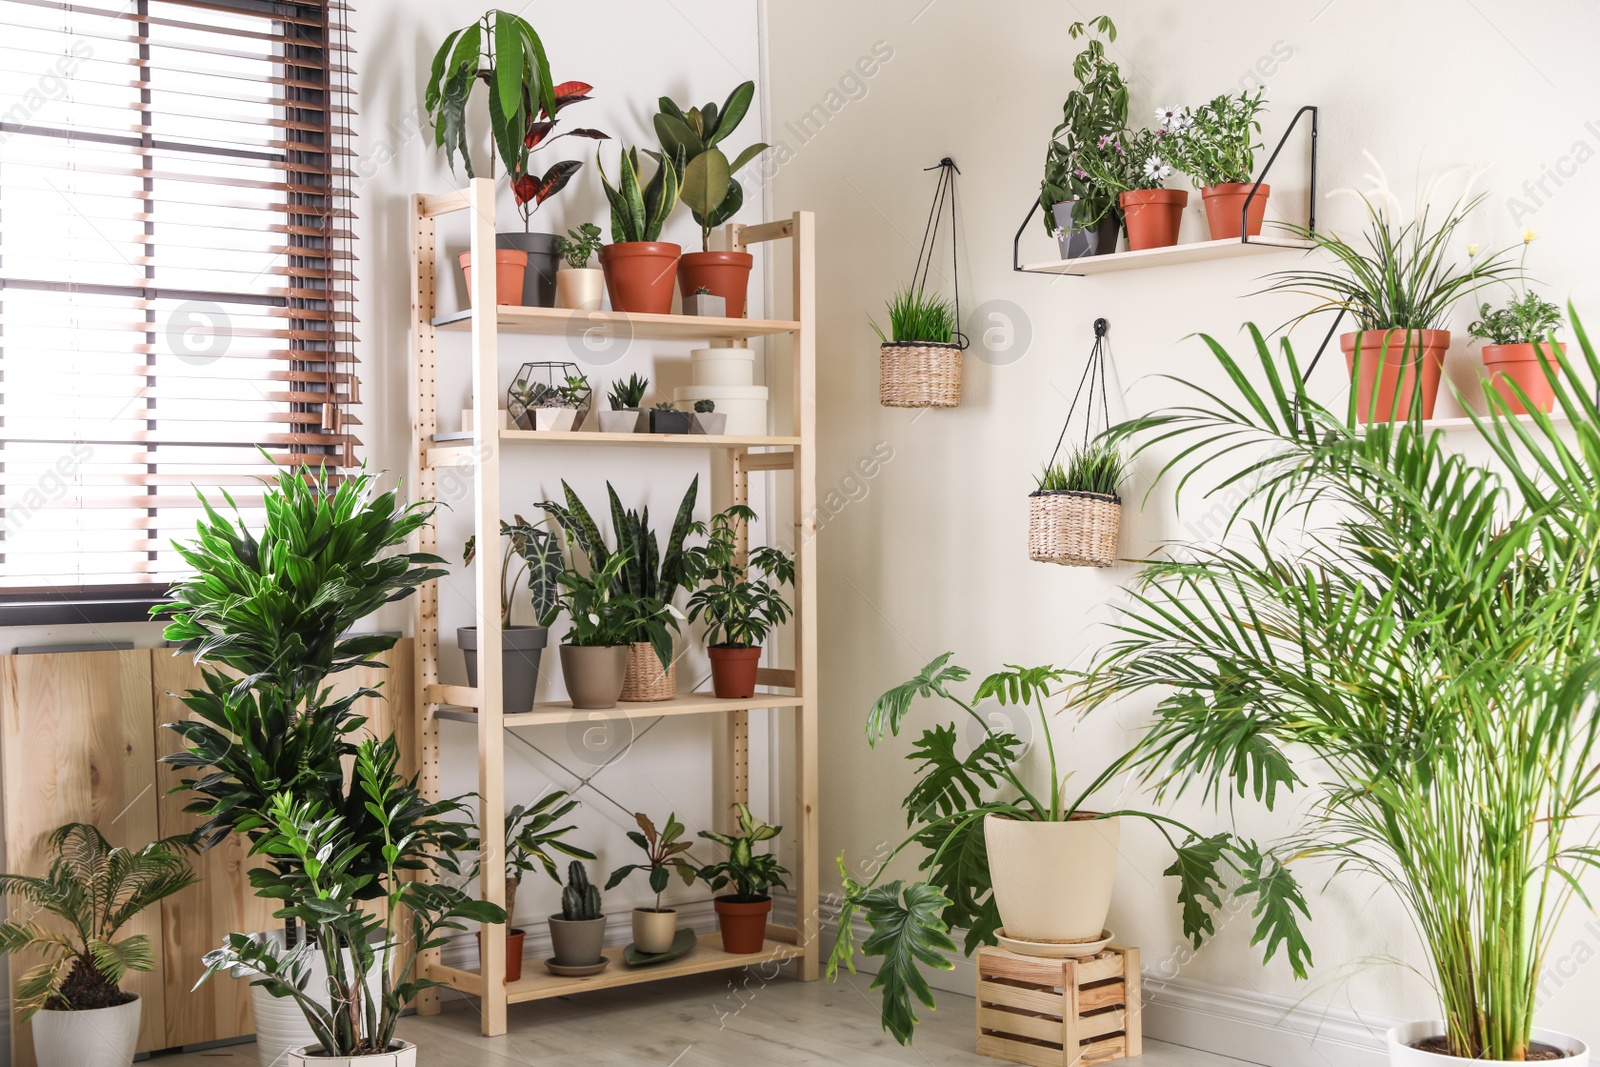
[0,0,357,614]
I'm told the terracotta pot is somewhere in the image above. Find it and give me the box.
[556,266,605,310]
[632,907,678,954]
[678,251,754,318]
[1200,182,1269,240]
[708,645,761,699]
[1386,1021,1588,1065]
[559,644,628,709]
[1119,188,1188,250]
[459,249,528,307]
[495,231,560,307]
[548,914,607,966]
[599,242,681,314]
[1341,329,1450,423]
[32,995,141,1067]
[1482,341,1563,415]
[984,813,1120,944]
[287,1040,418,1067]
[714,895,772,954]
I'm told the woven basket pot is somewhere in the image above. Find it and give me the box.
[620,642,677,702]
[1029,490,1121,568]
[880,342,962,408]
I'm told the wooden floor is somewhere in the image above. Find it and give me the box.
[144,968,1258,1067]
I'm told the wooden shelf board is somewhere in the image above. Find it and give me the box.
[431,305,801,341]
[1018,237,1314,276]
[491,934,801,1003]
[424,431,799,466]
[432,691,803,726]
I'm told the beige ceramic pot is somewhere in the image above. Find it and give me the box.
[632,907,678,954]
[983,813,1120,944]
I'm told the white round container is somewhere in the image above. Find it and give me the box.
[674,385,768,437]
[691,347,756,388]
[32,996,141,1067]
[1386,1022,1588,1065]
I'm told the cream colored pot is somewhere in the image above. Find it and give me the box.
[287,1040,418,1067]
[556,266,605,310]
[632,907,678,954]
[983,813,1120,944]
[31,995,141,1067]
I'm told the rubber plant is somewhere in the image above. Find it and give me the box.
[828,656,1311,1045]
[424,10,557,181]
[597,145,682,244]
[652,81,769,251]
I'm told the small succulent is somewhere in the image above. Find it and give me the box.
[694,399,716,414]
[653,401,678,412]
[608,373,649,411]
[556,373,591,408]
[693,285,713,296]
[560,860,603,921]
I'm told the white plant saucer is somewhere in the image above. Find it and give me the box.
[995,928,1114,958]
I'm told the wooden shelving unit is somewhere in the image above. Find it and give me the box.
[407,178,819,1036]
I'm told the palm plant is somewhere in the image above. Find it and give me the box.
[0,824,196,1019]
[871,285,956,345]
[1076,317,1600,1061]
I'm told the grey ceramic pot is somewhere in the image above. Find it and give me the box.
[494,232,561,307]
[559,644,629,709]
[1052,201,1120,259]
[459,625,547,713]
[547,914,607,966]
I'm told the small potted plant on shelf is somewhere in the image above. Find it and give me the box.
[682,505,794,699]
[1468,233,1564,415]
[507,371,591,432]
[555,552,677,710]
[1028,438,1125,568]
[874,284,961,408]
[689,399,726,436]
[597,145,682,314]
[0,824,196,1067]
[697,803,788,954]
[600,373,650,433]
[683,285,726,318]
[1159,88,1270,240]
[460,517,563,713]
[1076,124,1182,251]
[547,861,607,974]
[555,222,605,310]
[605,812,698,955]
[1039,15,1126,259]
[653,81,768,317]
[649,401,693,435]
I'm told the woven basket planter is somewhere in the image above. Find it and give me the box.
[880,342,962,408]
[1029,490,1121,568]
[620,642,677,702]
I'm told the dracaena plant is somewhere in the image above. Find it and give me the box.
[681,505,794,649]
[424,11,557,181]
[1039,15,1128,231]
[0,824,196,1019]
[606,812,698,910]
[598,145,682,244]
[697,803,788,901]
[510,80,610,229]
[652,82,769,251]
[828,656,1309,1045]
[1075,317,1600,1062]
[463,517,563,629]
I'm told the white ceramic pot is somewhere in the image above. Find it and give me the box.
[632,907,679,954]
[31,995,141,1067]
[243,930,387,1067]
[556,267,605,310]
[690,347,756,388]
[598,409,647,433]
[532,408,578,432]
[983,813,1120,944]
[1386,1022,1589,1065]
[287,1039,418,1067]
[672,385,768,437]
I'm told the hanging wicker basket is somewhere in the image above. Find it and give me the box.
[1028,490,1121,568]
[620,642,677,702]
[880,342,962,408]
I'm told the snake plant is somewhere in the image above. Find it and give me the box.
[598,145,682,244]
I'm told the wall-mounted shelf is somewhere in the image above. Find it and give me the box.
[431,305,800,341]
[1355,411,1573,434]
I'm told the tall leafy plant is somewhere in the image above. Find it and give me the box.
[424,10,557,180]
[1077,318,1600,1061]
[653,82,769,251]
[510,80,609,228]
[681,506,793,649]
[1039,15,1128,231]
[462,517,563,628]
[598,145,682,244]
[466,790,596,923]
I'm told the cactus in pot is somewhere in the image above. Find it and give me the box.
[547,861,607,968]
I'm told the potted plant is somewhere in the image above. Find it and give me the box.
[682,505,794,699]
[697,803,788,954]
[197,738,503,1066]
[1265,189,1519,422]
[827,655,1308,1044]
[0,824,195,1067]
[554,222,605,310]
[507,371,591,431]
[1028,438,1125,567]
[599,373,649,433]
[1468,233,1564,414]
[547,861,606,972]
[649,401,693,435]
[689,399,727,436]
[874,285,961,408]
[605,812,698,954]
[460,517,562,713]
[1039,15,1126,259]
[597,146,682,314]
[1159,88,1270,240]
[683,285,726,317]
[1076,321,1600,1063]
[653,81,768,317]
[555,552,676,710]
[1076,123,1182,251]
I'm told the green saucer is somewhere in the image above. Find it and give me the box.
[623,928,696,967]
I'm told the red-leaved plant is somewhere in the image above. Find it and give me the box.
[511,80,610,228]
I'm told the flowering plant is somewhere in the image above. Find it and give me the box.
[1073,126,1173,196]
[1469,233,1563,346]
[1160,88,1267,188]
[1039,16,1127,231]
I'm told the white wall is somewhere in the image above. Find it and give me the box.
[764,0,1600,1057]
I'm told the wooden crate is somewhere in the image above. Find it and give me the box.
[975,944,1142,1067]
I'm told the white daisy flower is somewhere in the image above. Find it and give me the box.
[1154,105,1179,127]
[1143,157,1172,182]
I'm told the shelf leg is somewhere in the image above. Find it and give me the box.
[791,211,821,981]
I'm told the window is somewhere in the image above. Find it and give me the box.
[0,0,356,623]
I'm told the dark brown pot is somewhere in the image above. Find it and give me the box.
[708,646,761,699]
[1200,183,1269,240]
[1119,189,1188,250]
[599,242,681,314]
[1341,329,1449,423]
[1483,341,1563,414]
[714,895,772,954]
[677,251,754,318]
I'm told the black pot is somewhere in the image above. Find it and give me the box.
[1052,201,1120,259]
[459,625,547,713]
[649,410,692,434]
[495,232,560,307]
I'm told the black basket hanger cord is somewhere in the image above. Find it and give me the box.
[911,157,969,350]
[1044,317,1115,471]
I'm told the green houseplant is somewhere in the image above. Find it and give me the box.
[1039,15,1127,258]
[0,824,196,1067]
[547,861,606,968]
[827,656,1307,1045]
[605,812,698,953]
[553,552,676,711]
[1072,121,1182,251]
[681,505,794,699]
[1029,437,1127,567]
[874,285,962,408]
[698,803,789,954]
[1159,88,1270,239]
[460,517,563,713]
[554,221,605,311]
[599,373,649,433]
[1076,319,1600,1062]
[653,81,769,316]
[596,145,683,314]
[1468,233,1564,414]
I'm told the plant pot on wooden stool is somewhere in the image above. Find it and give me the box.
[1482,341,1563,414]
[459,625,547,713]
[1119,188,1188,250]
[708,645,761,699]
[31,995,142,1067]
[713,895,771,954]
[678,251,754,317]
[1342,329,1449,423]
[560,644,628,709]
[1199,182,1269,240]
[1052,200,1120,259]
[600,242,681,314]
[1028,490,1121,568]
[880,342,962,407]
[286,1041,419,1067]
[621,642,677,701]
[459,249,528,306]
[984,813,1120,948]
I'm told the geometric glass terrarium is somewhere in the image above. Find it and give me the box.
[505,361,594,431]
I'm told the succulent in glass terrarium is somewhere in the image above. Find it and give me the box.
[506,362,593,430]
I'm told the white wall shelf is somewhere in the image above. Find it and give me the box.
[1017,237,1315,277]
